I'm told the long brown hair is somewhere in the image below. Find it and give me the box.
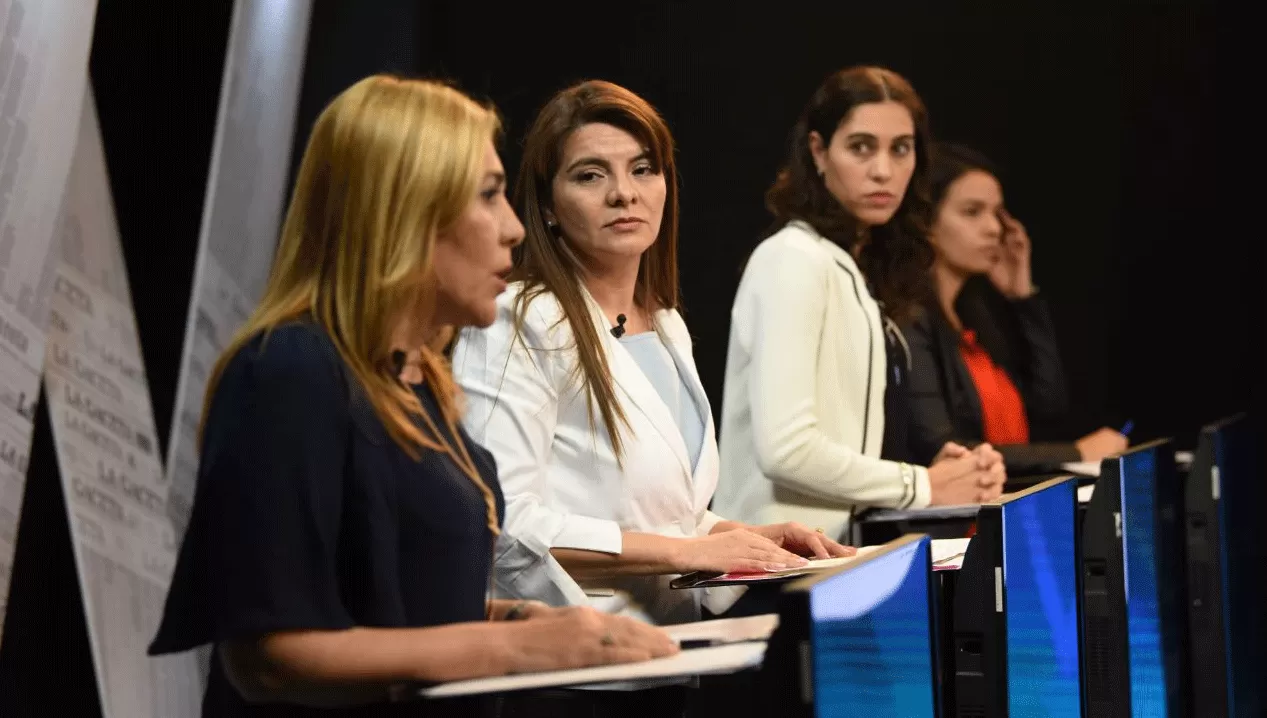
[512,80,680,459]
[201,75,502,534]
[766,66,935,322]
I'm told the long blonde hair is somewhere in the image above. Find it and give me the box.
[201,75,501,533]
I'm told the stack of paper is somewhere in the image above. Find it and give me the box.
[930,537,971,571]
[662,613,778,644]
[697,537,972,584]
[708,545,885,582]
[420,617,773,698]
[1061,461,1101,477]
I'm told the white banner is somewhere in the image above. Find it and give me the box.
[165,0,313,539]
[0,0,99,641]
[44,90,201,718]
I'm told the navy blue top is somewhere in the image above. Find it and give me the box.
[150,323,503,717]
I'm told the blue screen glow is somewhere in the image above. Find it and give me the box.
[1120,447,1182,715]
[1003,479,1082,716]
[809,537,936,717]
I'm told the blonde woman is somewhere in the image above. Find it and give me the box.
[148,76,676,718]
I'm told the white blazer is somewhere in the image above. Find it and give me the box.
[452,282,739,626]
[712,220,932,542]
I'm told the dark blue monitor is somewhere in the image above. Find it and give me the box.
[1185,413,1263,717]
[801,534,938,717]
[948,477,1081,716]
[1081,439,1187,717]
[1001,476,1082,715]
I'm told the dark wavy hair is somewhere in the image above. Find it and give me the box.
[927,141,1000,210]
[765,66,934,322]
[925,141,1019,367]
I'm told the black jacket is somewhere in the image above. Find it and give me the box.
[902,279,1080,472]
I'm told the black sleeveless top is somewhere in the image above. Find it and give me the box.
[150,323,503,717]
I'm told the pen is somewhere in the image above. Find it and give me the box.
[1120,420,1134,437]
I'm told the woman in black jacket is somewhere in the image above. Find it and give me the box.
[902,143,1126,473]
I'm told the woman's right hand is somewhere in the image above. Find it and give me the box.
[1076,427,1129,462]
[927,452,1003,506]
[505,606,679,673]
[674,529,809,574]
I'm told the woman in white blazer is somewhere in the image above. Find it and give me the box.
[713,67,1008,553]
[451,80,850,716]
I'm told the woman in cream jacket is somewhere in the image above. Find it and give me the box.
[714,67,1007,545]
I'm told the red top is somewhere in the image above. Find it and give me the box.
[958,329,1030,446]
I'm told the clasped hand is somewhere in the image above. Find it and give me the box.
[928,441,1007,505]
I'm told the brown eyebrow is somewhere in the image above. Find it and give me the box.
[564,156,610,174]
[563,151,653,175]
[484,171,506,186]
[843,132,916,143]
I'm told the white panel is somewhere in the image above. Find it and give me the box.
[44,90,202,718]
[163,0,313,538]
[0,0,99,643]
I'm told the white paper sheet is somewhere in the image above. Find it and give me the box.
[661,613,779,645]
[1061,461,1101,477]
[421,641,767,699]
[931,537,972,570]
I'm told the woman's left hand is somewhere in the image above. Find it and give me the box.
[750,522,857,560]
[989,209,1035,299]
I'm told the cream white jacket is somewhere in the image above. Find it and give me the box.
[712,220,931,541]
[452,283,740,627]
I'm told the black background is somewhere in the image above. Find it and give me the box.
[1,1,1242,714]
